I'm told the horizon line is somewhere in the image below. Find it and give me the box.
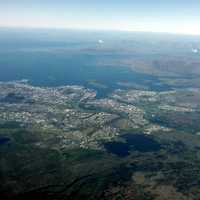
[1,25,200,37]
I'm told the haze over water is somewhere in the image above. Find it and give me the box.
[0,28,171,97]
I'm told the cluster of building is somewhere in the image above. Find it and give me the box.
[1,81,199,150]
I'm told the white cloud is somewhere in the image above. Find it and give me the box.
[98,39,104,44]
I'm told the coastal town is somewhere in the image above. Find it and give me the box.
[1,81,199,151]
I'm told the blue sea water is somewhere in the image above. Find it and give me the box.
[0,28,170,97]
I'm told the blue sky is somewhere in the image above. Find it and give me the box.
[1,0,200,35]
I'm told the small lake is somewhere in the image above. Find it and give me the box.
[0,137,10,145]
[104,134,161,157]
[104,141,130,157]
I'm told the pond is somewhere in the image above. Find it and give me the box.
[104,134,161,157]
[0,137,10,145]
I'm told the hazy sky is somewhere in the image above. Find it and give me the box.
[1,0,200,35]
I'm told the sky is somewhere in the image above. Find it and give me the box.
[1,0,200,35]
